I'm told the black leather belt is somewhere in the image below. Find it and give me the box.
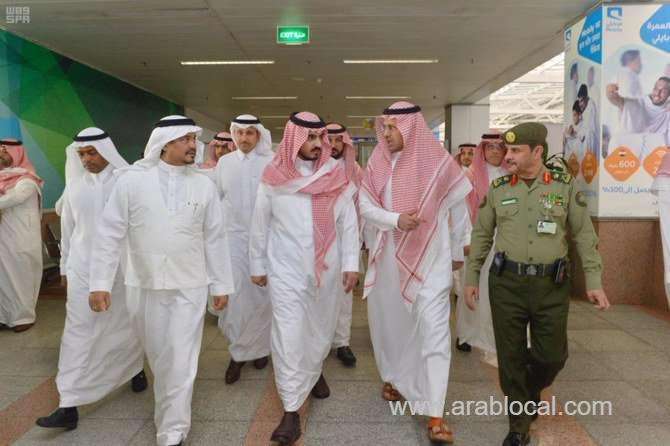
[502,259,556,277]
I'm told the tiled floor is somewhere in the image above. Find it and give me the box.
[1,295,670,445]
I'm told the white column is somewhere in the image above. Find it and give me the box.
[444,103,490,155]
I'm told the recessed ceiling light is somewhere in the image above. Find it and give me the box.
[343,59,438,64]
[345,96,411,100]
[181,60,275,65]
[232,97,298,100]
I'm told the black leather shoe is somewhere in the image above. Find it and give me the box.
[502,431,530,446]
[336,346,357,367]
[225,359,245,384]
[131,370,148,393]
[456,338,472,352]
[253,355,269,370]
[311,374,330,399]
[36,407,78,430]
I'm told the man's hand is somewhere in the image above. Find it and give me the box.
[89,291,111,312]
[398,212,421,231]
[464,286,479,311]
[212,295,229,311]
[606,84,624,109]
[60,275,67,287]
[463,245,470,257]
[342,271,358,293]
[251,275,268,287]
[452,261,464,271]
[586,289,610,310]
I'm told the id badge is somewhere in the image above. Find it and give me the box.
[537,220,557,235]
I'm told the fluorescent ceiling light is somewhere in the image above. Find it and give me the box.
[232,96,297,100]
[181,60,275,65]
[345,96,411,100]
[343,59,438,64]
[260,115,289,118]
[347,126,366,129]
[347,115,377,118]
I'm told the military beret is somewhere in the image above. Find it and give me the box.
[503,122,548,147]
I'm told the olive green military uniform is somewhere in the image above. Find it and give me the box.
[465,123,602,435]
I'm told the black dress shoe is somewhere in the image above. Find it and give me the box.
[502,431,530,446]
[311,374,330,399]
[36,407,78,430]
[270,411,301,445]
[131,370,148,393]
[456,338,472,352]
[336,346,357,367]
[253,355,269,369]
[225,359,245,384]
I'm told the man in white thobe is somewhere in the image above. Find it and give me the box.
[89,116,234,446]
[360,102,471,444]
[36,128,146,431]
[0,139,42,333]
[326,122,362,368]
[215,114,274,384]
[577,84,600,156]
[607,77,670,156]
[456,131,508,366]
[249,112,359,445]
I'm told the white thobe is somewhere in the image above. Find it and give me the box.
[332,158,359,349]
[249,159,359,412]
[582,100,600,155]
[616,67,642,99]
[216,148,273,362]
[360,155,470,417]
[456,163,506,357]
[0,178,41,327]
[452,165,473,296]
[56,165,143,407]
[612,96,670,157]
[90,160,234,446]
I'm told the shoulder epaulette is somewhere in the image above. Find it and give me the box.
[492,175,512,189]
[550,170,572,184]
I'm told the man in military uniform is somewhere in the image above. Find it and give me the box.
[464,122,609,446]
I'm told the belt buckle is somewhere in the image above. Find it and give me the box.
[526,264,538,276]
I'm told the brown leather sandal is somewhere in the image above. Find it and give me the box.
[427,417,454,444]
[381,382,402,401]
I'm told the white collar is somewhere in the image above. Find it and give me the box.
[295,157,315,175]
[235,148,256,161]
[158,159,188,175]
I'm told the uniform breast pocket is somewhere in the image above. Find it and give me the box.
[550,206,566,221]
[497,204,519,219]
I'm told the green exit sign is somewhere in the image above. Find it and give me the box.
[277,25,310,45]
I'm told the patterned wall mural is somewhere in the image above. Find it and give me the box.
[0,30,183,207]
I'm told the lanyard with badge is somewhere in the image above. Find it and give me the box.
[537,192,562,235]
